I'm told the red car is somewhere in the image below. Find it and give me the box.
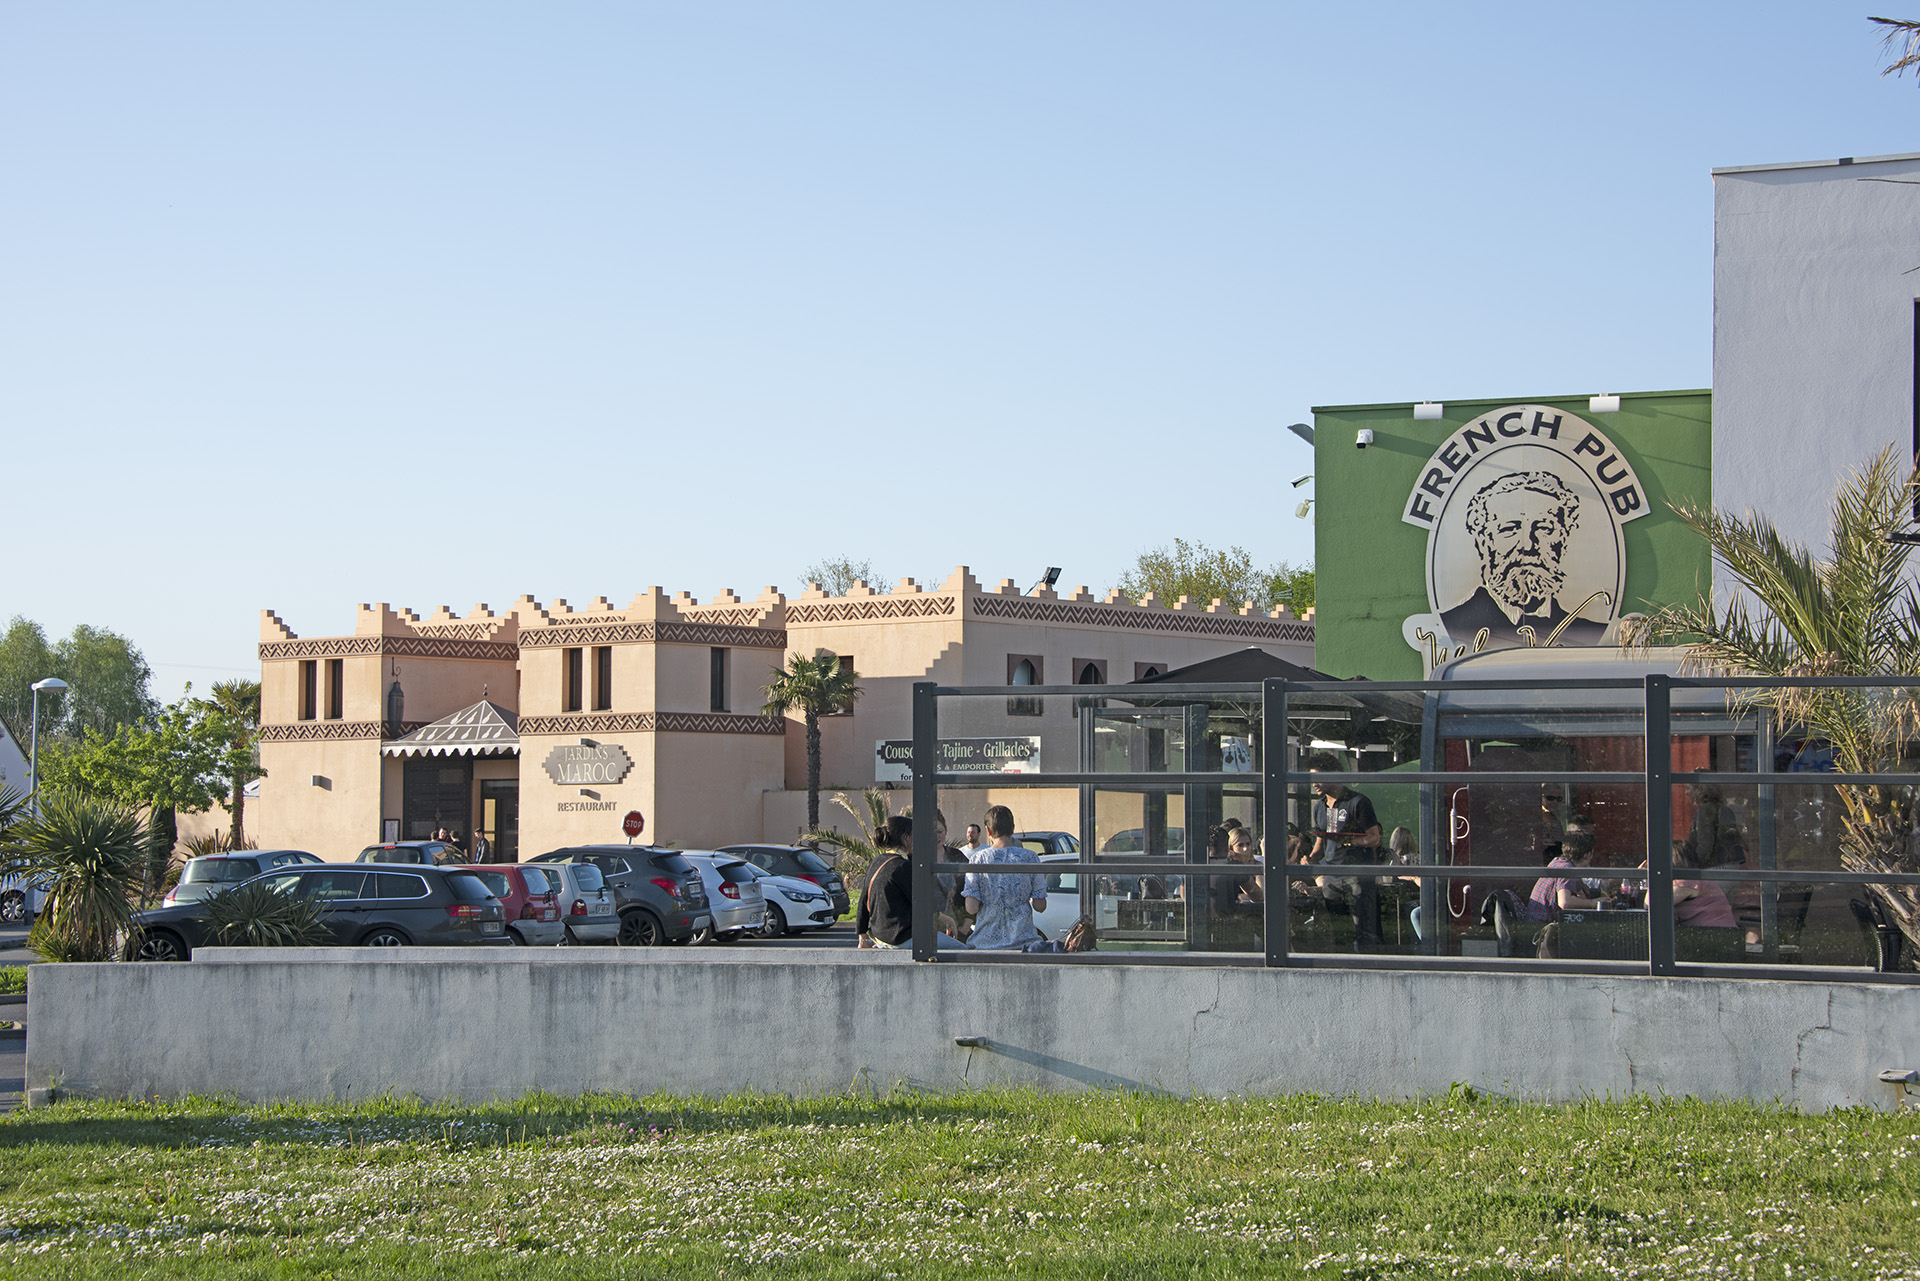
[456,865,564,945]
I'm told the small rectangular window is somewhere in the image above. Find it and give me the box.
[593,646,613,711]
[564,647,584,713]
[299,661,317,721]
[1007,653,1043,717]
[325,658,344,720]
[710,647,730,712]
[824,653,854,715]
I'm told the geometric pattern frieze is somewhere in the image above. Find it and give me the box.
[517,711,786,736]
[969,593,1313,642]
[785,596,957,625]
[259,720,426,743]
[518,621,786,650]
[258,636,519,662]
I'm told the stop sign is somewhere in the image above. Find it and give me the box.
[622,810,645,839]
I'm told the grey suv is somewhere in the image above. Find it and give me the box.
[531,846,710,946]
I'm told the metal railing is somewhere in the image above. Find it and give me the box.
[905,674,1920,982]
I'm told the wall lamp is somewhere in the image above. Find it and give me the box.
[310,775,331,790]
[1030,567,1062,595]
[578,737,598,748]
[578,789,600,800]
[1413,402,1444,421]
[1286,422,1314,445]
[1292,474,1313,488]
[1589,394,1620,413]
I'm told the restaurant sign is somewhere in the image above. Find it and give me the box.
[542,742,635,787]
[874,737,1041,783]
[1399,404,1649,670]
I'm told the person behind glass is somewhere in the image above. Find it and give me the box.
[1524,818,1605,921]
[856,815,964,950]
[1308,752,1383,949]
[470,827,492,863]
[957,823,983,857]
[962,805,1047,950]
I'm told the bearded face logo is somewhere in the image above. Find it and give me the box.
[1466,473,1579,616]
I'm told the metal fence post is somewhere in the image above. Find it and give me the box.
[911,681,939,962]
[1263,678,1289,966]
[1645,674,1676,976]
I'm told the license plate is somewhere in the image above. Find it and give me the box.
[592,901,613,916]
[482,921,503,934]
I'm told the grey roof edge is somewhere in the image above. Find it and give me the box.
[1711,151,1920,176]
[1310,388,1709,416]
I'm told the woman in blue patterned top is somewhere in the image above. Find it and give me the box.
[962,805,1048,950]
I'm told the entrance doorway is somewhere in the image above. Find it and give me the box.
[481,780,519,863]
[403,758,472,841]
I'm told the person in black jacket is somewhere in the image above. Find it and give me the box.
[856,815,964,949]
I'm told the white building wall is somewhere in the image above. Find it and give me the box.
[1713,151,1920,553]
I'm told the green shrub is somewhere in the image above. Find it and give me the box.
[200,879,333,947]
[0,967,26,995]
[14,793,143,963]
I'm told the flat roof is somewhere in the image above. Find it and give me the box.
[1711,150,1920,175]
[1309,388,1708,415]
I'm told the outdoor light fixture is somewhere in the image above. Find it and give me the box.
[309,775,330,789]
[1029,567,1062,595]
[1295,499,1314,519]
[1286,422,1314,445]
[1292,474,1313,488]
[1355,429,1375,449]
[578,788,600,800]
[27,677,68,820]
[1590,394,1621,413]
[1413,402,1444,421]
[578,737,598,748]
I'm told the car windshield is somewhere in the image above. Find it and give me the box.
[466,870,512,898]
[717,862,755,884]
[572,864,606,893]
[793,850,833,875]
[517,867,553,895]
[181,858,258,884]
[446,874,494,903]
[648,853,694,875]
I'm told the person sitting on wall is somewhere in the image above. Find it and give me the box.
[856,815,965,951]
[963,805,1048,951]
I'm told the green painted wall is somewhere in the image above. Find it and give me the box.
[1310,390,1712,680]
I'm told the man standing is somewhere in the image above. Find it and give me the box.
[1308,752,1383,950]
[956,823,983,857]
[471,827,492,863]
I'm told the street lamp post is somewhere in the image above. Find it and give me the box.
[27,678,69,819]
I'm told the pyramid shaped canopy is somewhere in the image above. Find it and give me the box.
[381,700,519,757]
[1131,647,1337,685]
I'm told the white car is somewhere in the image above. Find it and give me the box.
[0,873,47,924]
[1032,853,1085,942]
[736,862,838,936]
[680,853,767,942]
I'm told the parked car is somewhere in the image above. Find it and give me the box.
[681,853,767,942]
[530,845,708,946]
[716,844,850,915]
[1099,829,1185,854]
[1014,831,1081,857]
[456,864,564,945]
[126,864,508,960]
[1032,853,1085,941]
[356,841,466,865]
[734,861,838,937]
[0,874,50,924]
[533,860,619,944]
[163,851,323,905]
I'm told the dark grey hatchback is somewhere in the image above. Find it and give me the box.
[532,846,710,946]
[127,864,508,959]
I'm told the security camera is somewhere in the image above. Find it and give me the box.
[1356,429,1375,450]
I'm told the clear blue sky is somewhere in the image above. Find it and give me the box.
[3,2,1914,700]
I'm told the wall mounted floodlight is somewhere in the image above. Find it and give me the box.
[1295,499,1314,519]
[578,788,600,800]
[1590,394,1621,413]
[1413,402,1444,421]
[1292,474,1313,488]
[1286,422,1314,445]
[310,775,330,789]
[578,737,598,748]
[1029,567,1062,595]
[1355,429,1375,449]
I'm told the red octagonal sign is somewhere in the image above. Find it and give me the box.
[622,810,645,839]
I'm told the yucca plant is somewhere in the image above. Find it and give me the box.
[10,791,144,963]
[1626,445,1920,956]
[200,879,333,948]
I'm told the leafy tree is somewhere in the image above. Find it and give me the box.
[801,556,884,597]
[1626,446,1920,960]
[201,679,263,845]
[12,791,144,963]
[0,617,58,743]
[762,654,863,830]
[52,624,156,739]
[1117,540,1311,612]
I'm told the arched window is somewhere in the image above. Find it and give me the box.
[1007,655,1043,717]
[1078,662,1101,684]
[1013,659,1037,686]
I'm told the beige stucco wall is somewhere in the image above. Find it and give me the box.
[252,738,384,860]
[516,730,656,856]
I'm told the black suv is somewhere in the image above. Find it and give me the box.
[127,864,507,959]
[717,844,850,916]
[532,846,709,946]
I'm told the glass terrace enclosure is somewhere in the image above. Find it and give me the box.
[904,649,1920,979]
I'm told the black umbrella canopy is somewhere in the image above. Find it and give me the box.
[1131,647,1339,686]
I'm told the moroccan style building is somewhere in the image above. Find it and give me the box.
[252,567,1314,859]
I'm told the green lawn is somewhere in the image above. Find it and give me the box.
[0,1089,1914,1278]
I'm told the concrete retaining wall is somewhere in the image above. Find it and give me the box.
[27,950,1920,1110]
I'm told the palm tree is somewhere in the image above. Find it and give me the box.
[11,791,144,962]
[204,679,261,846]
[1627,445,1920,956]
[762,653,863,830]
[1874,16,1920,81]
[806,788,893,883]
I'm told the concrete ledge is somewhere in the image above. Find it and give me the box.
[25,952,1920,1110]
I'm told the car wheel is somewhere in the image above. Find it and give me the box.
[688,920,716,946]
[361,929,409,948]
[617,910,665,948]
[131,930,188,962]
[507,927,526,946]
[759,904,790,938]
[0,891,25,925]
